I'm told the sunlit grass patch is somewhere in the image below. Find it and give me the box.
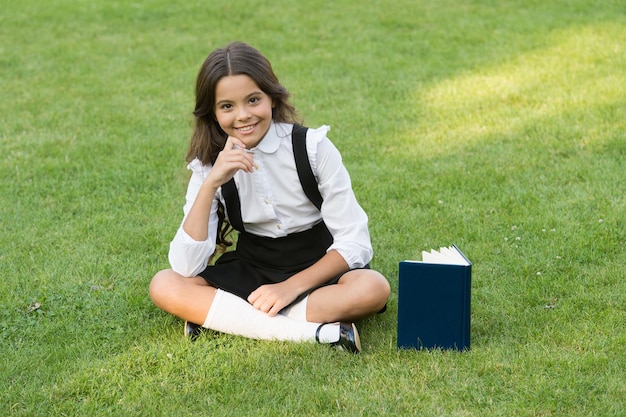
[396,22,626,158]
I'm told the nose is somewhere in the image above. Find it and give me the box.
[237,106,251,121]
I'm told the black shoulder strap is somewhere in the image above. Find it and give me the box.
[221,178,244,232]
[221,125,322,232]
[292,124,323,211]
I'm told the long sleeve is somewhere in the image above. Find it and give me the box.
[168,159,220,277]
[307,126,374,268]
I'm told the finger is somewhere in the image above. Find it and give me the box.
[267,304,281,317]
[247,294,255,304]
[216,153,253,175]
[222,136,235,151]
[247,290,259,305]
[261,301,274,314]
[251,299,264,312]
[222,147,255,171]
[225,135,247,151]
[251,296,266,312]
[237,152,255,172]
[251,295,272,313]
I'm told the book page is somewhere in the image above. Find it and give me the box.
[439,246,470,265]
[410,245,470,266]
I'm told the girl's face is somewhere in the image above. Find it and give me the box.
[214,74,274,149]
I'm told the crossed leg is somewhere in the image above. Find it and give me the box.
[149,272,216,325]
[306,269,389,323]
[149,268,390,325]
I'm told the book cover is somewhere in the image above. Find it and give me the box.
[397,245,472,351]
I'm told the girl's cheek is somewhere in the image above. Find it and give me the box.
[215,114,231,131]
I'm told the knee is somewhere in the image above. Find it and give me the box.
[350,270,391,312]
[368,271,391,306]
[149,269,180,308]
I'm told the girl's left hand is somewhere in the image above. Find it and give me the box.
[247,281,299,317]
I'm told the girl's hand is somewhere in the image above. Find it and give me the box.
[248,281,300,317]
[205,136,255,188]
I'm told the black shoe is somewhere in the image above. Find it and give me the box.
[184,321,203,341]
[316,322,361,354]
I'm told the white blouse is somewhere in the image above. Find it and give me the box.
[168,122,373,277]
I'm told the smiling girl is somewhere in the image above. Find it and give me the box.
[149,42,390,353]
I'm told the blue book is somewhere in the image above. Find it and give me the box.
[397,245,472,351]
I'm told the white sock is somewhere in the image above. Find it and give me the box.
[279,296,309,321]
[203,289,339,343]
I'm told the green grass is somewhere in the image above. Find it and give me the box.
[1,0,625,415]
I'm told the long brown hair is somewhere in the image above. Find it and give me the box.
[186,42,300,252]
[186,41,299,164]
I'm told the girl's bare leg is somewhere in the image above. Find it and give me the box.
[306,269,390,323]
[149,269,217,325]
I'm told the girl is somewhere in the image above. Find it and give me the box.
[149,42,390,353]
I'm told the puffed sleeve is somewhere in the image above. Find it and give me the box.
[167,158,220,277]
[307,126,374,268]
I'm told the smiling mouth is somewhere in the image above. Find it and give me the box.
[236,123,257,133]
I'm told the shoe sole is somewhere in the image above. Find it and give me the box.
[184,321,203,340]
[352,323,362,353]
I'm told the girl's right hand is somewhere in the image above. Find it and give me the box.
[205,136,255,188]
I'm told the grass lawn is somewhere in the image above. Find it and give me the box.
[1,0,624,415]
